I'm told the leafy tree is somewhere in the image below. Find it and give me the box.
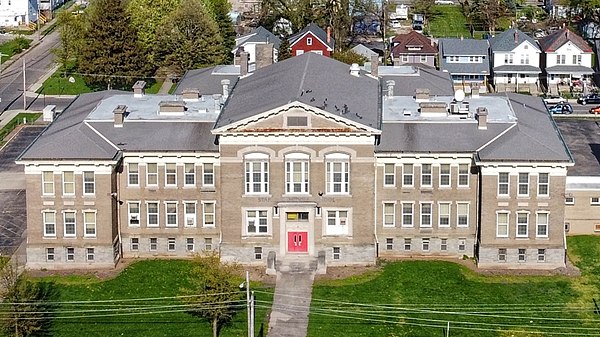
[327,0,352,51]
[569,0,600,23]
[477,0,508,34]
[202,0,236,62]
[332,49,367,65]
[278,37,292,61]
[182,253,244,337]
[412,0,436,23]
[0,261,59,337]
[154,0,225,76]
[54,9,85,71]
[78,0,151,89]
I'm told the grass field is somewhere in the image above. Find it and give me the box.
[0,37,32,61]
[37,71,92,95]
[428,5,470,38]
[308,236,600,337]
[36,260,273,337]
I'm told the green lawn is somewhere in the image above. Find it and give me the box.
[308,236,600,337]
[37,71,92,95]
[35,260,273,337]
[146,79,165,94]
[428,5,470,38]
[0,113,41,147]
[0,37,32,61]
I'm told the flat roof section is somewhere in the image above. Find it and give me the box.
[555,119,600,176]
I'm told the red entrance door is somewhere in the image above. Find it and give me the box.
[288,232,308,253]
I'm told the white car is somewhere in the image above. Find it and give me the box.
[435,0,454,4]
[543,96,566,105]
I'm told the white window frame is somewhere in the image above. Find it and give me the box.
[165,202,178,227]
[383,164,395,187]
[167,238,176,251]
[184,163,195,186]
[402,202,414,227]
[245,153,269,194]
[440,238,448,251]
[46,248,55,262]
[203,163,214,187]
[516,212,529,238]
[42,171,54,195]
[245,209,270,235]
[383,202,395,227]
[43,211,56,237]
[402,164,414,187]
[333,247,341,260]
[456,202,469,227]
[326,209,350,236]
[438,202,451,228]
[165,163,177,187]
[498,248,507,262]
[202,201,216,227]
[83,171,95,195]
[458,238,466,252]
[439,164,450,187]
[537,173,549,197]
[565,196,574,205]
[63,210,76,237]
[537,248,546,262]
[386,238,393,250]
[296,50,304,56]
[128,163,139,186]
[86,247,95,261]
[420,202,432,228]
[186,238,195,252]
[66,247,74,262]
[184,201,197,227]
[518,173,529,197]
[130,238,139,251]
[146,201,159,227]
[496,211,509,238]
[146,163,158,186]
[458,164,469,187]
[62,171,75,196]
[421,164,432,187]
[591,197,600,206]
[536,212,549,238]
[498,172,509,197]
[83,211,96,237]
[325,153,350,195]
[149,238,158,251]
[128,202,140,227]
[518,248,526,262]
[205,238,213,251]
[285,153,309,194]
[422,238,430,251]
[306,37,313,45]
[404,238,411,251]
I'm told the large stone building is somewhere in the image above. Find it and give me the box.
[17,53,573,270]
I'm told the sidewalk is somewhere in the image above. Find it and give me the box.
[267,271,315,337]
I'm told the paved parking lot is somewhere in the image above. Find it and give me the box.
[0,125,45,172]
[0,190,26,256]
[555,119,600,176]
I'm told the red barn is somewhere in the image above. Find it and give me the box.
[288,23,335,57]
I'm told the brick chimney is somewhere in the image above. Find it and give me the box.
[514,30,519,44]
[477,107,488,130]
[132,81,146,98]
[327,26,331,45]
[234,46,245,65]
[240,51,249,76]
[370,54,379,77]
[113,105,127,127]
[256,43,274,69]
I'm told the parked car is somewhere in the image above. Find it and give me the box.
[543,95,566,105]
[577,94,600,105]
[589,106,600,114]
[548,103,573,114]
[434,0,454,4]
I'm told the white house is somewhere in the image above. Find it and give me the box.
[489,28,541,93]
[0,0,38,27]
[233,26,281,67]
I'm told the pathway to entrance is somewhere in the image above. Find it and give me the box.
[267,268,315,337]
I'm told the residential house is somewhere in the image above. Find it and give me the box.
[288,23,335,57]
[489,28,541,94]
[0,0,38,27]
[390,31,437,68]
[18,53,572,271]
[438,38,490,93]
[39,0,66,19]
[538,27,594,94]
[351,44,379,61]
[233,26,281,68]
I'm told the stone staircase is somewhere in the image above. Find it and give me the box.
[276,257,318,273]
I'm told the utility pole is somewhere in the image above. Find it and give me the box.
[22,59,26,110]
[246,271,251,337]
[250,291,255,337]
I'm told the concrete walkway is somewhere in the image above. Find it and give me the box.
[267,271,315,337]
[157,79,173,94]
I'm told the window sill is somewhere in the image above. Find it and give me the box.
[243,194,272,198]
[535,236,549,240]
[242,235,272,239]
[183,186,197,189]
[83,236,97,239]
[201,187,216,192]
[164,186,178,189]
[515,237,530,240]
[282,193,312,197]
[322,234,352,238]
[82,195,96,198]
[165,226,179,229]
[457,186,470,189]
[497,195,511,199]
[127,186,140,188]
[43,236,57,239]
[438,186,452,190]
[62,195,76,198]
[383,185,396,189]
[325,194,352,197]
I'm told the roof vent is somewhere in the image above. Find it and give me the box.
[182,88,200,101]
[415,88,430,102]
[221,79,231,99]
[158,101,186,116]
[132,81,146,98]
[349,63,360,77]
[386,80,395,98]
[113,105,127,127]
[419,102,447,117]
[476,107,488,130]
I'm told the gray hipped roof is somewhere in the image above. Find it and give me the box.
[489,28,540,52]
[215,52,379,129]
[235,26,281,50]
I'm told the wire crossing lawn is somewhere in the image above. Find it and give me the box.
[428,5,471,38]
[39,260,273,337]
[309,236,600,337]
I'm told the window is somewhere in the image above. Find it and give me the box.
[296,50,304,56]
[383,203,395,227]
[457,203,469,227]
[592,197,600,206]
[165,202,178,227]
[537,173,549,197]
[498,172,509,196]
[403,164,413,187]
[306,37,313,45]
[255,247,263,260]
[147,202,159,227]
[438,203,450,227]
[384,164,395,186]
[422,238,430,251]
[42,171,54,195]
[458,238,466,252]
[439,164,450,187]
[43,211,56,237]
[565,197,574,205]
[496,212,509,237]
[518,173,529,196]
[83,172,95,195]
[420,203,432,227]
[186,238,194,252]
[402,203,413,227]
[184,163,195,186]
[168,238,176,251]
[537,248,546,262]
[404,238,411,251]
[565,222,570,233]
[536,212,548,237]
[573,55,582,65]
[203,202,215,227]
[247,210,268,234]
[245,154,269,194]
[421,164,432,187]
[333,247,341,260]
[165,163,177,186]
[203,163,214,186]
[326,210,349,235]
[516,212,529,238]
[520,53,529,65]
[46,248,55,262]
[518,248,526,262]
[184,202,196,227]
[440,238,448,251]
[326,154,350,194]
[84,211,96,237]
[402,55,408,62]
[146,163,158,186]
[62,171,75,195]
[150,238,158,251]
[458,164,469,187]
[128,164,139,186]
[386,238,393,250]
[205,238,213,250]
[66,247,74,262]
[498,248,507,262]
[286,153,309,194]
[130,238,139,251]
[557,54,565,64]
[287,116,308,127]
[128,202,140,226]
[86,248,95,261]
[287,212,309,221]
[64,211,76,237]
[420,55,427,62]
